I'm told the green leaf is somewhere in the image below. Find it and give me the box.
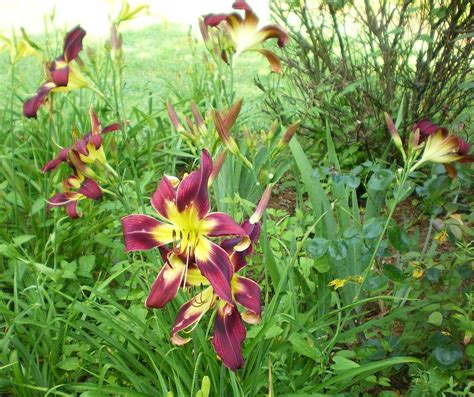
[13,234,35,246]
[265,324,283,339]
[314,255,331,273]
[388,223,410,252]
[328,240,347,261]
[428,311,443,327]
[57,357,80,371]
[289,333,322,361]
[77,255,96,278]
[363,218,384,239]
[331,356,360,371]
[383,265,406,283]
[307,237,329,259]
[432,344,463,369]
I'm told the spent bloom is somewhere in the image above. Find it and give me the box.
[122,150,250,304]
[201,1,289,72]
[23,26,88,118]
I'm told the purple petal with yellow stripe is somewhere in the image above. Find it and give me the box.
[121,214,174,252]
[204,212,247,237]
[195,238,233,303]
[176,150,212,217]
[171,287,214,344]
[212,303,246,371]
[233,275,261,322]
[151,176,176,219]
[146,253,186,308]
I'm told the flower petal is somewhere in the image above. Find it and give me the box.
[78,178,102,200]
[121,215,174,252]
[50,62,70,86]
[186,265,210,287]
[102,123,121,134]
[203,212,247,238]
[63,25,86,62]
[195,238,233,303]
[176,150,212,217]
[145,253,186,308]
[212,303,246,371]
[171,287,214,341]
[151,176,176,219]
[23,82,55,118]
[41,148,69,172]
[252,48,281,73]
[258,24,289,47]
[66,201,80,218]
[233,276,261,321]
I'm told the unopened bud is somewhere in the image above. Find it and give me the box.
[249,185,273,224]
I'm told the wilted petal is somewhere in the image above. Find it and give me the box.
[233,276,261,320]
[151,176,176,219]
[63,25,86,62]
[78,178,102,200]
[176,150,212,217]
[212,303,246,371]
[195,238,233,303]
[121,215,174,251]
[146,253,186,308]
[171,287,214,341]
[23,82,55,118]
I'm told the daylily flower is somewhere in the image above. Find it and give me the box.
[41,106,120,174]
[201,1,289,72]
[410,122,473,176]
[48,174,102,218]
[169,187,271,371]
[122,150,250,304]
[23,26,88,118]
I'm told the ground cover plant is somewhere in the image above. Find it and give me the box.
[1,1,473,396]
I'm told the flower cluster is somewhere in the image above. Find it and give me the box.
[42,106,119,218]
[23,25,88,118]
[122,151,270,370]
[200,1,288,72]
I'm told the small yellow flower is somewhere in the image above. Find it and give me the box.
[434,230,448,242]
[412,268,424,279]
[328,278,348,290]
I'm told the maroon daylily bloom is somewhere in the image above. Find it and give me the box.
[411,118,473,178]
[23,26,86,118]
[41,107,120,174]
[122,150,250,304]
[201,1,289,72]
[168,187,271,371]
[48,175,102,219]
